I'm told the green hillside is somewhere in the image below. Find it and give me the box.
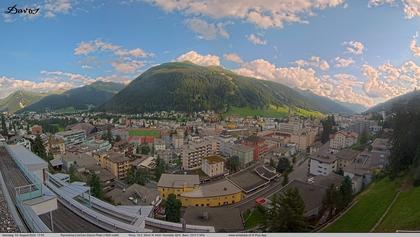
[366,90,420,113]
[100,62,352,115]
[0,90,49,113]
[20,81,124,113]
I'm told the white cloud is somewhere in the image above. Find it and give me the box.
[334,57,355,67]
[0,75,74,99]
[44,0,73,18]
[233,58,377,106]
[74,39,152,73]
[146,0,345,29]
[247,34,267,45]
[176,51,220,66]
[223,53,243,64]
[343,41,365,55]
[294,56,330,71]
[410,35,420,57]
[362,61,420,99]
[368,0,419,19]
[185,18,229,40]
[111,61,145,73]
[74,39,152,58]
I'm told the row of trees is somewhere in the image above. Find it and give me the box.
[321,176,353,219]
[386,97,420,185]
[1,114,7,136]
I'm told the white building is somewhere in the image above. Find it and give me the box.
[309,153,337,176]
[55,129,86,146]
[201,155,225,177]
[182,140,219,170]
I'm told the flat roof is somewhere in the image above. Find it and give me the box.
[56,129,85,136]
[183,207,244,232]
[157,174,200,188]
[203,155,225,164]
[107,152,130,163]
[6,145,48,171]
[181,179,241,198]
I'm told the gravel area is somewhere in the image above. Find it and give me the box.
[0,189,18,232]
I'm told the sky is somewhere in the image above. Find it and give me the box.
[0,0,419,107]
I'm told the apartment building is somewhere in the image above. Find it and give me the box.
[182,140,220,170]
[220,143,253,168]
[55,129,87,146]
[309,153,338,176]
[96,152,130,179]
[330,131,358,150]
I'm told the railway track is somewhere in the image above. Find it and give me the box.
[39,202,105,233]
[0,147,105,233]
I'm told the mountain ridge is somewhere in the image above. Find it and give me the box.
[100,62,354,115]
[19,81,124,113]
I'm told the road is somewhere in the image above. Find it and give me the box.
[230,158,309,212]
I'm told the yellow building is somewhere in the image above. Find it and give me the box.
[157,174,200,199]
[157,174,243,207]
[96,152,130,179]
[180,180,243,207]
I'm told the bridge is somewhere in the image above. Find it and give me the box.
[0,144,215,233]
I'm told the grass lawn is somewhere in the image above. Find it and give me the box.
[225,105,324,119]
[323,178,400,232]
[128,129,160,137]
[51,124,65,132]
[244,207,265,229]
[375,186,420,232]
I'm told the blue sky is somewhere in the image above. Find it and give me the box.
[0,0,419,107]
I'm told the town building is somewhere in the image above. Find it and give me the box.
[96,152,130,179]
[182,140,219,170]
[31,125,43,135]
[220,143,253,168]
[309,152,338,176]
[55,129,87,146]
[330,131,358,150]
[179,179,243,207]
[157,174,200,199]
[242,135,270,161]
[201,155,225,178]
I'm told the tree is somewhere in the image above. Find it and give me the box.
[154,156,166,181]
[338,176,353,210]
[322,184,341,218]
[89,173,103,199]
[127,167,150,185]
[226,155,240,173]
[68,164,81,182]
[165,194,182,222]
[277,157,291,174]
[102,126,113,144]
[140,144,151,155]
[321,116,335,144]
[282,172,289,186]
[32,135,47,161]
[1,114,7,136]
[260,188,308,232]
[269,159,275,168]
[358,128,369,145]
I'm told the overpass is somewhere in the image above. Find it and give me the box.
[0,145,214,233]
